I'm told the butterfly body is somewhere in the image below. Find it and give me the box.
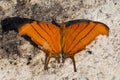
[18,20,109,72]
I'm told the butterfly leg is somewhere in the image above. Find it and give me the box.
[56,56,60,63]
[44,54,51,70]
[62,58,65,63]
[62,53,77,72]
[70,56,77,72]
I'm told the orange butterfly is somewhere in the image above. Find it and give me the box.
[18,20,109,72]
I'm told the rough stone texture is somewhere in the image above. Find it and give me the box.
[0,0,120,80]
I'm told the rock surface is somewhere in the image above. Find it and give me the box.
[0,0,120,80]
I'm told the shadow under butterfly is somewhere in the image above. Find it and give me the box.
[18,19,109,72]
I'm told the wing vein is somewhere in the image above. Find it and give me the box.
[63,24,79,48]
[68,23,97,53]
[67,22,89,50]
[45,24,59,52]
[30,23,55,52]
[46,24,54,34]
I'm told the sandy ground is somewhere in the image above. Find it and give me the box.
[0,0,120,80]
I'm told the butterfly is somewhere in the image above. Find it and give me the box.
[18,20,109,72]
